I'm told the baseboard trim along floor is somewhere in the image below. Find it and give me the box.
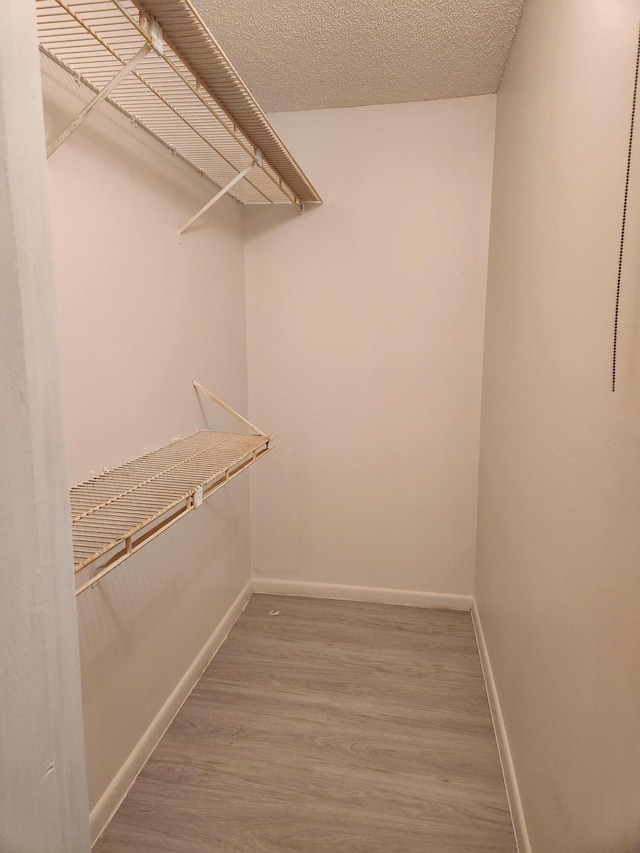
[90,581,524,849]
[93,593,516,851]
[471,599,531,853]
[89,578,253,845]
[252,578,473,611]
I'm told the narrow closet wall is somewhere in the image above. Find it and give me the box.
[42,56,252,835]
[476,0,640,850]
[0,4,90,850]
[244,96,496,602]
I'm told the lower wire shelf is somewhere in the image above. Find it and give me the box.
[71,429,271,595]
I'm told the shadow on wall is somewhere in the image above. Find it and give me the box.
[77,491,241,671]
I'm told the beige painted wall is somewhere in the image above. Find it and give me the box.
[476,1,640,851]
[42,56,253,825]
[1,5,90,850]
[244,96,496,596]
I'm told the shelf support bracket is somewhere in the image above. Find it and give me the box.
[46,43,152,158]
[178,152,263,236]
[193,380,268,437]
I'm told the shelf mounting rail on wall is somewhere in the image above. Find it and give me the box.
[70,382,271,596]
[37,0,321,225]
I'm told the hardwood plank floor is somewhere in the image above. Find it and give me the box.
[94,595,516,852]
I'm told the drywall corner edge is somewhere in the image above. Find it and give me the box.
[89,579,253,845]
[471,598,531,853]
[252,578,472,611]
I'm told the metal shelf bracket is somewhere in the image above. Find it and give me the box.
[193,379,268,437]
[46,42,153,158]
[178,151,263,237]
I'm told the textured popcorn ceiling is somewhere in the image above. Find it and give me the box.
[193,0,524,112]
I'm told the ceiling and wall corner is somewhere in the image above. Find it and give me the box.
[193,0,525,112]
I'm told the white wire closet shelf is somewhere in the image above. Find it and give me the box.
[36,0,321,209]
[71,383,271,596]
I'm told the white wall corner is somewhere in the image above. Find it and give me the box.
[252,578,472,611]
[471,599,532,853]
[90,579,253,845]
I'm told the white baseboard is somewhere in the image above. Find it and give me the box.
[90,578,253,846]
[471,599,531,853]
[252,578,472,611]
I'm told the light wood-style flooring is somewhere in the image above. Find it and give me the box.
[94,594,516,852]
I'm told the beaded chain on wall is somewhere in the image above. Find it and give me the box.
[612,27,640,392]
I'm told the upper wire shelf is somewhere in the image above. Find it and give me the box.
[36,0,321,209]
